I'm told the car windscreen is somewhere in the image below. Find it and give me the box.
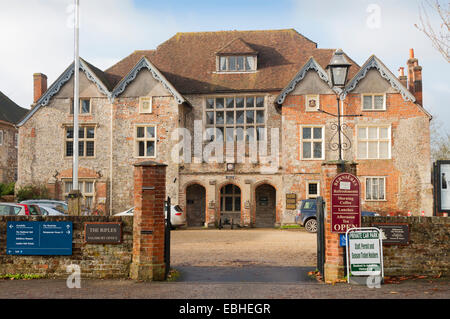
[29,205,41,215]
[303,201,316,210]
[0,205,22,216]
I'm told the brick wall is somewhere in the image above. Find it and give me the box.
[0,216,133,279]
[362,216,450,277]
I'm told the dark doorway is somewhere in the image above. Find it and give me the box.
[186,184,206,227]
[254,184,276,227]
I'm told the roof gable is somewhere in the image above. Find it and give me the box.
[0,91,28,124]
[110,56,185,104]
[216,38,258,55]
[342,55,416,102]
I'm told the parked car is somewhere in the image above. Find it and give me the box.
[0,203,27,216]
[20,199,68,214]
[295,199,379,233]
[114,205,186,228]
[37,205,68,216]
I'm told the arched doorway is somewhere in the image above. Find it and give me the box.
[186,184,206,227]
[254,184,276,227]
[220,184,241,223]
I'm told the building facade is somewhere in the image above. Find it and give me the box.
[17,29,433,224]
[0,91,28,184]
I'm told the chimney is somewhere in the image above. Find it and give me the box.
[406,48,423,105]
[33,73,47,104]
[398,67,407,88]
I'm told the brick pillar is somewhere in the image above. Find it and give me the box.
[130,160,167,281]
[321,161,357,282]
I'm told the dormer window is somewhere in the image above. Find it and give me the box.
[219,55,256,72]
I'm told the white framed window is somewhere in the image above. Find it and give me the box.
[14,133,18,148]
[306,181,320,198]
[305,95,320,112]
[365,177,386,201]
[205,96,265,142]
[139,97,152,113]
[70,98,92,114]
[136,125,157,158]
[0,130,3,145]
[362,94,386,111]
[65,126,96,157]
[218,55,256,72]
[357,125,391,159]
[63,179,95,209]
[301,126,324,160]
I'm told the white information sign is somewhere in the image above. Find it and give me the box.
[346,227,384,282]
[441,163,450,210]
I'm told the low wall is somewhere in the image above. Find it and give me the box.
[362,216,449,277]
[0,216,133,279]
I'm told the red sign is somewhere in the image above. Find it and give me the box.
[331,173,361,233]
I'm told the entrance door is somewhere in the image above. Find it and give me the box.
[220,184,241,223]
[186,184,206,227]
[255,184,276,227]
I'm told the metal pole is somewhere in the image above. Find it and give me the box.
[336,96,342,161]
[72,0,80,190]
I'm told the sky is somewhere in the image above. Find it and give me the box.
[0,0,448,132]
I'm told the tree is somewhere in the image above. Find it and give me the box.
[430,116,450,162]
[415,0,450,63]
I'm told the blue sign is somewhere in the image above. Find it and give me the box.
[7,221,73,255]
[339,234,348,247]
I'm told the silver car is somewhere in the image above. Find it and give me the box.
[114,205,186,228]
[0,203,27,216]
[20,199,68,214]
[37,205,68,216]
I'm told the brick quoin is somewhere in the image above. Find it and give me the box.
[130,160,167,281]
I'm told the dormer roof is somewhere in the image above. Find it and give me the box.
[216,38,258,55]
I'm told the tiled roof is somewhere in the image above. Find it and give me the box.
[105,29,359,94]
[0,91,28,124]
[216,38,258,55]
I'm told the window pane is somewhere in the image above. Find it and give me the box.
[78,141,84,156]
[237,56,244,70]
[81,100,90,113]
[138,141,145,156]
[256,110,264,124]
[236,127,244,140]
[374,95,384,109]
[246,127,254,142]
[236,111,244,124]
[372,178,379,200]
[379,178,385,200]
[256,97,264,108]
[146,141,155,157]
[206,112,214,125]
[308,183,318,195]
[225,197,233,211]
[246,110,254,124]
[226,111,234,124]
[234,196,241,211]
[257,127,265,141]
[219,57,227,71]
[368,141,378,158]
[245,56,255,70]
[206,98,214,109]
[85,182,94,193]
[236,97,244,108]
[313,127,322,139]
[225,184,233,194]
[303,142,311,158]
[245,97,254,108]
[379,127,389,139]
[65,182,73,194]
[226,127,234,142]
[66,141,73,156]
[146,126,155,138]
[357,142,367,158]
[302,127,311,139]
[216,127,224,141]
[368,127,378,139]
[379,141,389,158]
[66,128,74,139]
[86,127,95,138]
[228,56,236,70]
[79,128,84,139]
[216,111,224,124]
[366,179,372,200]
[363,95,372,109]
[358,127,366,139]
[85,196,93,209]
[234,185,241,194]
[137,127,144,138]
[216,98,224,109]
[86,141,94,156]
[226,97,234,108]
[313,142,322,158]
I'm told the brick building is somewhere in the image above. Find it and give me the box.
[17,29,433,224]
[0,91,28,183]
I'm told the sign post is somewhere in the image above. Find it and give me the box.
[331,172,361,233]
[346,227,383,284]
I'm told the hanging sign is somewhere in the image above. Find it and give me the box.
[331,173,361,233]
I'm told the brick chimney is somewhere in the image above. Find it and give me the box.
[398,67,407,88]
[33,73,47,104]
[406,48,423,105]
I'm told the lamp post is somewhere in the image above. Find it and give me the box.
[319,49,361,162]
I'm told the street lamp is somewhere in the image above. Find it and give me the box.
[319,49,361,161]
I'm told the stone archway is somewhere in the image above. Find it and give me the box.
[186,184,206,227]
[254,184,276,227]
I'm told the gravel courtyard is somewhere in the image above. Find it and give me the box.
[170,228,317,267]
